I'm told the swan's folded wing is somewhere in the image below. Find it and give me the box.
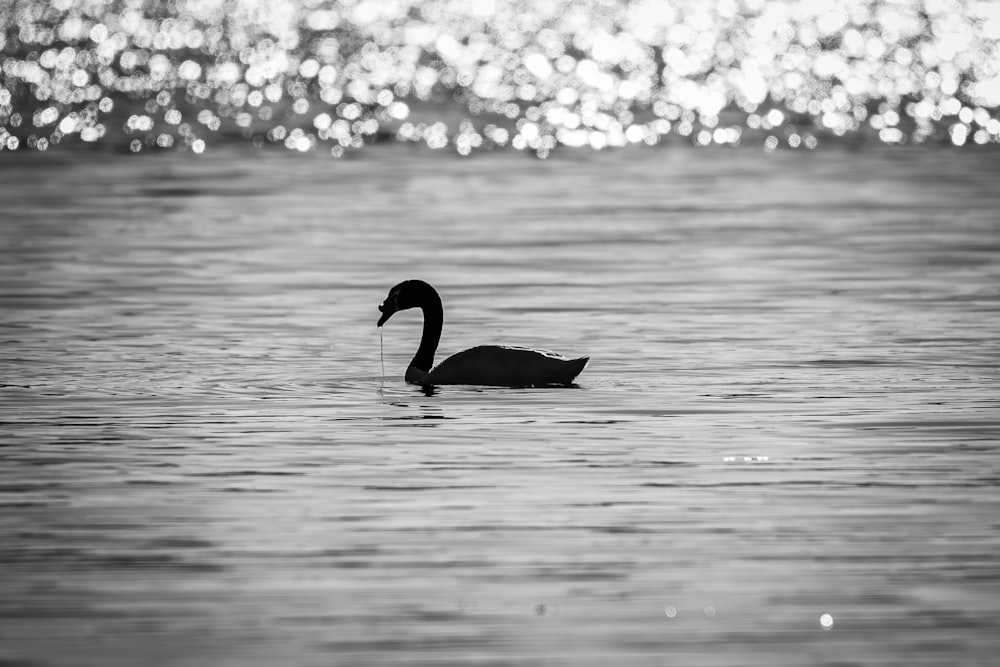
[424,345,588,386]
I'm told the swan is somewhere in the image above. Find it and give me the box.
[377,279,589,387]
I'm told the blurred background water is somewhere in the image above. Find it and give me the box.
[3,1,1000,666]
[2,0,1000,155]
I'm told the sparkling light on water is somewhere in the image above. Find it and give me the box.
[2,0,999,155]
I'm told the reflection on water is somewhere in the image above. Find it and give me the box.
[1,144,1000,665]
[2,0,1000,156]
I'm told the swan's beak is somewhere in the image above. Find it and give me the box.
[377,302,394,327]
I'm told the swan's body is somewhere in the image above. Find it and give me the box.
[377,280,588,387]
[406,345,589,386]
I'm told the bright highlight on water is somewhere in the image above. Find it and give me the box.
[2,0,999,155]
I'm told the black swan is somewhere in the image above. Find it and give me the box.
[377,279,589,387]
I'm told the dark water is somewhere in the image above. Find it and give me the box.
[1,144,999,666]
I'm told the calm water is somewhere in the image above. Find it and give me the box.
[1,145,999,666]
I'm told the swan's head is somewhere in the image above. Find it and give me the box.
[377,280,415,327]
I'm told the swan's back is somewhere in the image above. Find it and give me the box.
[424,345,589,387]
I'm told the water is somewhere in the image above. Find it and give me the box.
[2,144,1000,666]
[3,0,1000,155]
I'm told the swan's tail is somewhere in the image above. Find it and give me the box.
[562,356,589,384]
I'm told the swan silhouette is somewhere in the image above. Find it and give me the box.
[377,279,589,387]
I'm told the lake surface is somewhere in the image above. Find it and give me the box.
[1,144,999,666]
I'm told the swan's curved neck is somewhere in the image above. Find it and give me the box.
[411,284,443,373]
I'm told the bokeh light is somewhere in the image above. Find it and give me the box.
[2,0,999,155]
